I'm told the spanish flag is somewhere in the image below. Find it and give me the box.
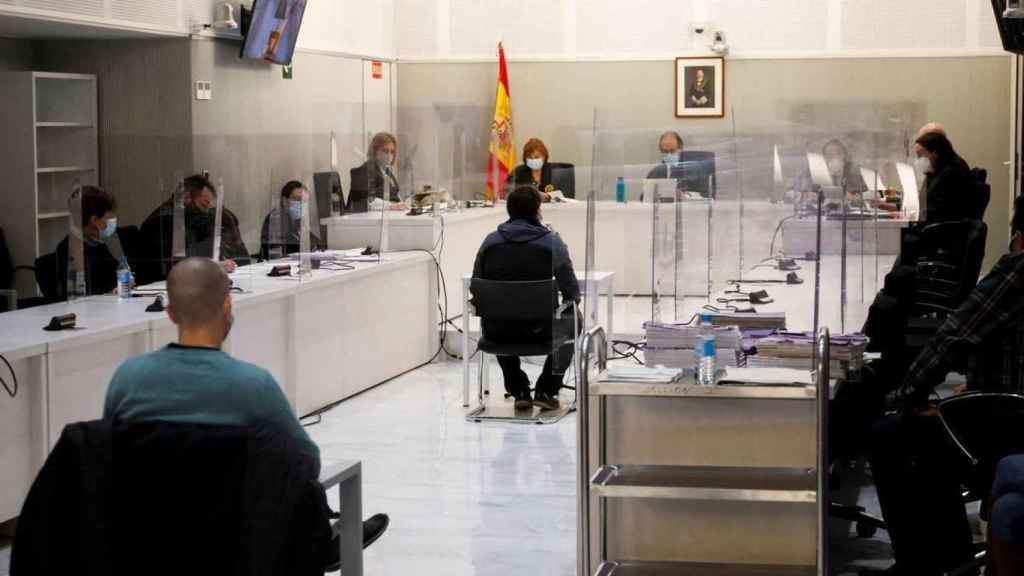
[486,42,514,201]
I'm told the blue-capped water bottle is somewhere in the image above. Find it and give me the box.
[117,256,132,300]
[696,312,716,386]
[615,176,626,203]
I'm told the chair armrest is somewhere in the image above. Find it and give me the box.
[555,300,576,320]
[319,459,361,489]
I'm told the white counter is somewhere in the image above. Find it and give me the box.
[0,252,438,522]
[324,201,807,319]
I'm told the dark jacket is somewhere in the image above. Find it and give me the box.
[139,197,251,282]
[348,160,400,212]
[260,208,324,261]
[56,235,120,297]
[472,218,580,342]
[504,163,553,196]
[12,420,331,576]
[924,155,974,223]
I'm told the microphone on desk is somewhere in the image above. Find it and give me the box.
[43,313,77,332]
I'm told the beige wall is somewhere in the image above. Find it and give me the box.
[189,38,393,251]
[398,56,1013,269]
[34,38,195,229]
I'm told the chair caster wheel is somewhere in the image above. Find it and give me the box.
[856,520,877,538]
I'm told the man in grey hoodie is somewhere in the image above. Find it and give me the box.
[471,185,581,411]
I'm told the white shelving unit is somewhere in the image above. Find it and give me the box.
[0,72,98,296]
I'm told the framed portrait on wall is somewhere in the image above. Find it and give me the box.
[675,57,724,118]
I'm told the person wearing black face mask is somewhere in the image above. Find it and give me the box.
[348,132,401,212]
[139,174,251,283]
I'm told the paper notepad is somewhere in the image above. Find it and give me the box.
[605,365,683,383]
[717,367,814,387]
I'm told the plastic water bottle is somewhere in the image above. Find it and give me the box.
[696,312,717,386]
[117,256,132,299]
[615,176,626,203]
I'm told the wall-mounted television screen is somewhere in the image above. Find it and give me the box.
[240,0,308,65]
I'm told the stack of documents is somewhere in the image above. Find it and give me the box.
[717,366,814,387]
[644,321,743,349]
[604,365,683,383]
[747,331,866,373]
[643,321,742,368]
[707,311,787,330]
[753,331,866,361]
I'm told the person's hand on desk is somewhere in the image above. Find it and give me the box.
[220,259,238,274]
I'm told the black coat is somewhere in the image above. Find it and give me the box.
[259,208,324,260]
[924,155,974,223]
[472,218,580,343]
[138,197,251,283]
[504,163,553,196]
[56,235,120,297]
[12,420,332,576]
[348,160,400,212]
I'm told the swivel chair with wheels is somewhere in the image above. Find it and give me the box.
[465,278,580,425]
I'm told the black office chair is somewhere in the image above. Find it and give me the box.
[466,278,579,424]
[680,150,717,199]
[968,168,991,221]
[548,162,576,199]
[935,392,1024,576]
[909,220,987,317]
[0,226,43,311]
[314,171,343,243]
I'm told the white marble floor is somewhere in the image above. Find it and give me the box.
[312,359,578,576]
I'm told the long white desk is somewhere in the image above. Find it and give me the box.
[0,252,438,523]
[323,201,805,321]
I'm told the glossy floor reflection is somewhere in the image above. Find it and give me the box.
[312,359,578,576]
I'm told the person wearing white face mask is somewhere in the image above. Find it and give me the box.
[914,131,975,223]
[348,132,401,212]
[55,185,125,298]
[505,138,558,201]
[260,180,324,260]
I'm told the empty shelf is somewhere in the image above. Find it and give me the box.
[36,166,95,174]
[36,122,93,128]
[37,211,71,220]
[590,464,816,503]
[595,560,816,576]
[590,379,815,400]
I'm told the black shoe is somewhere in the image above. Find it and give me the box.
[533,391,561,411]
[324,513,390,571]
[513,390,533,411]
[362,512,389,549]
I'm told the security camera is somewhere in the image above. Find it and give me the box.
[711,31,729,55]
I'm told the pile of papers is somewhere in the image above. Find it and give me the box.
[717,366,814,387]
[604,365,683,383]
[753,331,867,362]
[706,311,787,330]
[644,321,743,350]
[643,321,743,369]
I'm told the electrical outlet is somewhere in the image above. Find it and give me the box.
[194,81,212,101]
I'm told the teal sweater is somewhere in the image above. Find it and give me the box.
[104,344,320,474]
